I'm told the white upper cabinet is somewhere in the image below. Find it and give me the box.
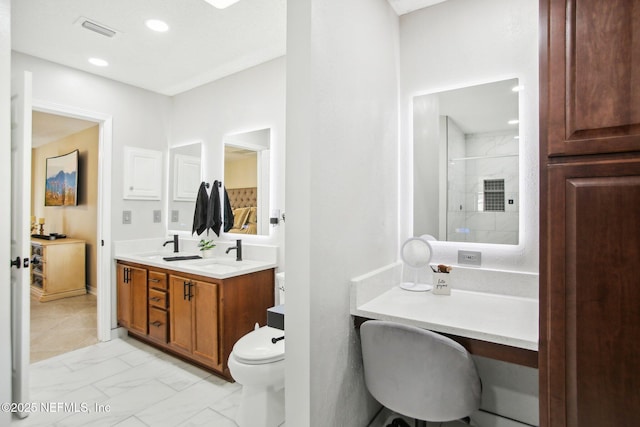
[123,146,163,200]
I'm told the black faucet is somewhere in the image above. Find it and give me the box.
[225,239,242,261]
[163,234,179,253]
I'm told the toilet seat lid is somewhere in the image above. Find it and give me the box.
[233,326,285,364]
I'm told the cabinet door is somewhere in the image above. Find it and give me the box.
[123,146,162,200]
[541,159,640,426]
[117,264,147,333]
[541,0,640,157]
[169,275,193,352]
[129,266,148,335]
[192,280,219,367]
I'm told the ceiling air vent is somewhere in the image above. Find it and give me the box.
[79,18,117,38]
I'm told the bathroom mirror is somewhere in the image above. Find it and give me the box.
[223,128,271,236]
[168,141,203,232]
[413,78,520,245]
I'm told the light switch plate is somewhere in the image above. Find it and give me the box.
[153,210,161,223]
[458,250,481,266]
[122,210,132,225]
[171,210,179,222]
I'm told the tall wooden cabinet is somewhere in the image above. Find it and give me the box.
[539,1,640,425]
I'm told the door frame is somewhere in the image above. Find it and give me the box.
[32,99,113,342]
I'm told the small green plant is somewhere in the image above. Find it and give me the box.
[198,239,216,251]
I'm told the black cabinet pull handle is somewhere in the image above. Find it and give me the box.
[150,296,162,302]
[149,278,160,283]
[151,321,162,327]
[188,282,194,301]
[183,281,189,300]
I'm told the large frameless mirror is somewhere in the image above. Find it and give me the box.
[168,141,202,233]
[413,78,520,245]
[223,128,271,236]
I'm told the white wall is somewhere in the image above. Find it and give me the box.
[0,0,12,424]
[399,0,539,425]
[286,0,400,425]
[171,56,286,264]
[12,52,172,242]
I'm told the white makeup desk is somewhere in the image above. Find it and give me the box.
[351,284,538,368]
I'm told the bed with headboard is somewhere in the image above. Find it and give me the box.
[227,187,257,234]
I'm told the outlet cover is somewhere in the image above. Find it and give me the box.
[171,210,179,223]
[153,210,161,223]
[458,250,481,266]
[122,210,132,225]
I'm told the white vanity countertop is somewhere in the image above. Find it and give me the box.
[114,252,277,280]
[352,286,538,351]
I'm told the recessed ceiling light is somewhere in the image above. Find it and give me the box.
[145,19,169,32]
[88,57,109,67]
[508,119,519,125]
[203,0,241,9]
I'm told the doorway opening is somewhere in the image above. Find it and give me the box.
[29,101,113,362]
[30,111,99,361]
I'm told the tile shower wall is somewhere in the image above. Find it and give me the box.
[447,120,519,244]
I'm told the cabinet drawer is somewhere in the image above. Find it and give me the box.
[148,271,167,290]
[148,307,168,342]
[149,288,167,309]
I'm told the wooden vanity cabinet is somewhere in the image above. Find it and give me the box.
[116,263,148,334]
[116,260,274,380]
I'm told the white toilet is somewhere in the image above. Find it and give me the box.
[228,273,286,427]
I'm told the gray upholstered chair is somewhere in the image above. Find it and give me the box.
[360,320,481,427]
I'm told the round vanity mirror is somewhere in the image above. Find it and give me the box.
[400,237,433,292]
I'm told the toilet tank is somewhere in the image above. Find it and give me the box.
[276,272,285,304]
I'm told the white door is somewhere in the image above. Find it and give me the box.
[11,71,32,419]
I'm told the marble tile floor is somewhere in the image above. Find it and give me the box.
[11,335,245,427]
[17,316,469,427]
[30,293,98,363]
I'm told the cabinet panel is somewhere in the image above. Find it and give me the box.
[543,159,640,426]
[149,307,168,343]
[192,280,219,366]
[148,288,167,309]
[123,146,162,200]
[117,263,147,334]
[169,276,193,353]
[543,0,640,156]
[148,270,167,290]
[129,267,148,334]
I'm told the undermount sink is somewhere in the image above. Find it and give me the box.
[180,257,256,268]
[116,250,273,279]
[134,252,171,260]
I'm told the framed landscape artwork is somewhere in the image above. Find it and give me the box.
[45,149,79,206]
